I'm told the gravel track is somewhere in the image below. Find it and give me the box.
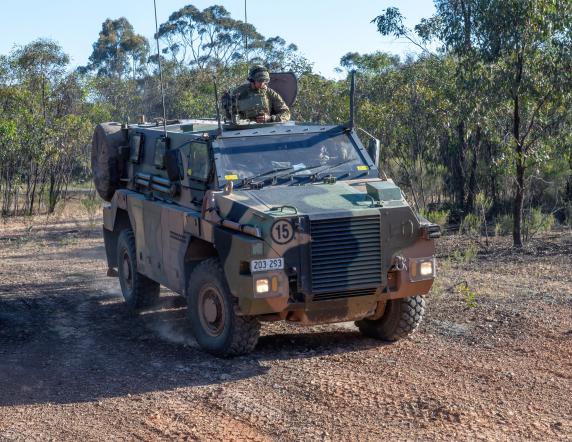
[0,220,570,441]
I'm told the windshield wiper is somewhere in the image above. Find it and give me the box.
[246,163,328,187]
[283,159,356,182]
[243,166,294,187]
[242,160,361,189]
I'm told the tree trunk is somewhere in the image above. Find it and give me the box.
[48,173,57,214]
[513,158,525,247]
[465,125,481,215]
[456,121,467,214]
[512,52,524,248]
[487,140,499,217]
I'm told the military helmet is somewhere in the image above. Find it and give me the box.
[248,65,270,83]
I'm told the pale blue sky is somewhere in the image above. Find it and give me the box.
[0,1,435,78]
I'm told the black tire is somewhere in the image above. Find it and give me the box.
[187,258,260,357]
[91,122,126,202]
[117,229,160,310]
[356,295,426,341]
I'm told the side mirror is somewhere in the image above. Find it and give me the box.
[367,138,380,166]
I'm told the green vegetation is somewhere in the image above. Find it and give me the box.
[456,282,478,309]
[419,209,449,229]
[451,243,478,264]
[495,214,514,237]
[460,214,480,236]
[523,208,556,240]
[1,2,570,248]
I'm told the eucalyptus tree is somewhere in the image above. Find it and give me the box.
[429,0,572,246]
[158,5,263,70]
[249,36,312,75]
[84,17,150,80]
[339,51,399,76]
[293,73,347,124]
[374,1,572,246]
[0,41,95,216]
[12,39,69,120]
[80,18,150,122]
[158,4,309,75]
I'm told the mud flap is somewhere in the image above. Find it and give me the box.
[103,226,118,269]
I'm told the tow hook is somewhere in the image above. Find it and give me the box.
[393,256,408,271]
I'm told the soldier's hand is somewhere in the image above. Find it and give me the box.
[256,113,271,123]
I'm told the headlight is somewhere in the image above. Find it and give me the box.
[408,257,436,281]
[255,278,269,294]
[420,261,434,276]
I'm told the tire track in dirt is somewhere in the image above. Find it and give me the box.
[1,222,571,440]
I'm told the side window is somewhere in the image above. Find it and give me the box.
[188,142,210,181]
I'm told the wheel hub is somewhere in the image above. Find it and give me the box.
[198,286,225,337]
[203,298,218,323]
[122,252,132,290]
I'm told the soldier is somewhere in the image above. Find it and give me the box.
[231,65,291,123]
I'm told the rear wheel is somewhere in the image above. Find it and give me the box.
[187,258,260,357]
[356,295,426,341]
[117,229,160,310]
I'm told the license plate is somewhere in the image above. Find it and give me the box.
[250,258,284,273]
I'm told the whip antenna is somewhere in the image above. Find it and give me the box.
[349,70,356,129]
[154,0,168,137]
[244,0,248,63]
[213,75,223,136]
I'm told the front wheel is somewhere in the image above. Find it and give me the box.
[116,229,160,310]
[356,295,426,341]
[187,258,260,357]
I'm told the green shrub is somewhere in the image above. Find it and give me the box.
[419,208,450,228]
[456,282,478,308]
[494,214,513,236]
[524,208,555,238]
[460,213,480,235]
[451,243,478,264]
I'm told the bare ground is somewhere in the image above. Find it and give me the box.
[0,208,571,441]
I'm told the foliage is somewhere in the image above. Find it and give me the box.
[0,9,312,218]
[495,214,513,236]
[374,1,572,247]
[1,4,571,234]
[419,209,449,228]
[157,5,310,74]
[0,40,100,217]
[339,51,399,75]
[456,282,478,309]
[451,243,478,264]
[460,213,480,236]
[523,208,555,240]
[82,18,149,79]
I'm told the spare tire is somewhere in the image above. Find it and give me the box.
[91,122,127,202]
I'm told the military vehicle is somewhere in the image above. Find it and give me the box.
[92,73,440,356]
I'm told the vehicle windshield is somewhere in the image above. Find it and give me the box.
[214,130,371,186]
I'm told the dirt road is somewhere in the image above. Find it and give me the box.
[0,216,570,441]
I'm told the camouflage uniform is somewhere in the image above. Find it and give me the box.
[232,83,291,122]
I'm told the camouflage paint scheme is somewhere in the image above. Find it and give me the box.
[102,121,439,326]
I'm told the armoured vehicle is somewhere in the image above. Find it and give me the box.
[92,74,440,356]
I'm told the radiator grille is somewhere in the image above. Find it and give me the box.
[310,215,382,294]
